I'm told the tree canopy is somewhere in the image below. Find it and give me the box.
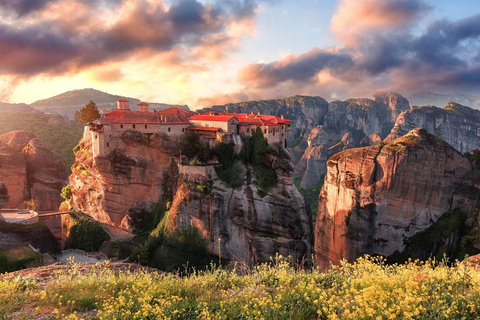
[74,100,100,124]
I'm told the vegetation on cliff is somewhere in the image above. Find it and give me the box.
[0,111,82,171]
[3,256,480,319]
[64,212,110,252]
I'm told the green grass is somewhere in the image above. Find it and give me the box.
[3,256,480,319]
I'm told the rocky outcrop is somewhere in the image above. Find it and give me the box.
[0,131,67,211]
[296,91,410,187]
[70,130,312,264]
[168,146,312,264]
[23,139,68,211]
[69,131,177,228]
[0,141,28,208]
[386,103,480,153]
[314,128,472,267]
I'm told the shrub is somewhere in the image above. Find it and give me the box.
[65,212,110,252]
[60,185,72,200]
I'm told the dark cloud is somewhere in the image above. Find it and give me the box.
[239,49,354,87]
[239,9,480,96]
[0,0,56,16]
[0,0,261,77]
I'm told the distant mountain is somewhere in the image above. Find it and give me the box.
[30,88,189,118]
[0,102,36,112]
[409,91,480,109]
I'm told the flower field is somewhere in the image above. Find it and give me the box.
[1,256,480,319]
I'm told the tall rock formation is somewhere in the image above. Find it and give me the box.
[296,91,410,187]
[386,103,480,153]
[0,130,67,211]
[169,147,312,264]
[70,131,176,228]
[314,128,472,267]
[70,130,312,264]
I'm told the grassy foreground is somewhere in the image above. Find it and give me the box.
[1,256,480,319]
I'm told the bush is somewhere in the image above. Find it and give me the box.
[65,212,110,252]
[152,225,213,272]
[214,161,245,188]
[60,185,72,200]
[0,250,8,273]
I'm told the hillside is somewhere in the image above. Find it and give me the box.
[0,111,82,172]
[2,257,480,319]
[30,88,189,118]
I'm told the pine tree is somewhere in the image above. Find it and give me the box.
[74,100,100,123]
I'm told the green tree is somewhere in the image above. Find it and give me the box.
[74,100,100,124]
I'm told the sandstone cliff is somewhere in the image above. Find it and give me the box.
[168,147,312,264]
[70,131,176,228]
[70,130,312,264]
[296,91,410,187]
[314,128,472,267]
[0,130,67,211]
[386,103,480,153]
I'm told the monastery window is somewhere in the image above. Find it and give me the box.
[133,124,136,129]
[106,142,110,147]
[282,133,284,137]
[282,126,284,129]
[145,125,148,129]
[247,128,249,133]
[182,128,185,132]
[120,124,124,129]
[264,129,267,134]
[168,127,171,132]
[95,135,98,139]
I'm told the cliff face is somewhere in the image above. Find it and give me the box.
[168,147,312,264]
[314,128,472,267]
[70,130,312,263]
[0,131,67,211]
[69,131,176,228]
[386,103,480,153]
[296,91,410,187]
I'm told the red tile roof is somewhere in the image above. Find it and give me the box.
[189,114,238,122]
[137,102,149,106]
[116,99,129,102]
[189,112,290,126]
[158,107,193,114]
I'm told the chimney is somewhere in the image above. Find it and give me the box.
[281,114,284,120]
[117,99,130,111]
[137,102,150,112]
[250,111,254,115]
[257,111,261,115]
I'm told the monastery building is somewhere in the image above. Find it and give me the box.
[84,99,291,158]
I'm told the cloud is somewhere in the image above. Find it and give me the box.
[234,1,480,101]
[239,48,354,87]
[331,0,431,45]
[0,0,261,78]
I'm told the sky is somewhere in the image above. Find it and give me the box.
[1,0,480,109]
